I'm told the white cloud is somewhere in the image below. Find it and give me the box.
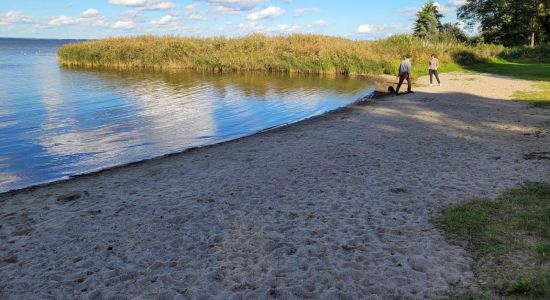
[109,0,147,6]
[238,21,260,31]
[437,0,468,14]
[239,21,298,33]
[434,2,453,15]
[449,0,467,6]
[214,6,241,14]
[185,3,198,11]
[109,0,176,11]
[45,9,108,28]
[357,23,408,35]
[81,9,99,18]
[455,20,466,30]
[205,0,267,12]
[179,3,205,20]
[0,11,33,26]
[267,24,299,32]
[87,17,109,28]
[189,14,205,20]
[357,24,374,34]
[112,20,135,29]
[406,0,467,17]
[48,16,78,26]
[150,15,174,25]
[307,19,327,28]
[293,7,319,17]
[246,6,285,20]
[142,1,176,10]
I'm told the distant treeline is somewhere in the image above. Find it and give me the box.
[414,1,549,47]
[59,34,517,77]
[458,0,549,47]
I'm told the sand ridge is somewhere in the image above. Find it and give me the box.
[1,72,549,299]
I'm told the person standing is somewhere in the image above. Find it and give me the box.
[429,54,441,86]
[395,55,413,95]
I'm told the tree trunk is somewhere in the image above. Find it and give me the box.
[531,32,535,47]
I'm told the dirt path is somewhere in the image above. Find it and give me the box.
[1,72,549,299]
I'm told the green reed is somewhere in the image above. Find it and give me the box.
[58,34,504,78]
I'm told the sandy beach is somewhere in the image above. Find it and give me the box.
[1,72,549,299]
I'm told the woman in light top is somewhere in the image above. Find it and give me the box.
[429,54,441,87]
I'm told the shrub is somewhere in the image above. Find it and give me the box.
[500,44,550,63]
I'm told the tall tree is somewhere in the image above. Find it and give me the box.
[535,1,550,45]
[440,23,469,42]
[414,1,444,39]
[458,0,549,46]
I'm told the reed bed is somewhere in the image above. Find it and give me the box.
[58,34,504,78]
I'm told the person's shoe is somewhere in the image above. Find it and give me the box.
[408,91,414,93]
[429,84,433,87]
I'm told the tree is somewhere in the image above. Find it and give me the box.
[440,22,469,43]
[534,1,550,45]
[414,1,444,39]
[458,0,550,46]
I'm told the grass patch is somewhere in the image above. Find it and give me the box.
[435,293,492,300]
[512,82,550,108]
[458,58,550,108]
[438,182,550,298]
[437,62,467,74]
[460,58,550,82]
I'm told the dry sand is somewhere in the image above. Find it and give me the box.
[1,72,549,299]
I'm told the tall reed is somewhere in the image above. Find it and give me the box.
[58,34,504,78]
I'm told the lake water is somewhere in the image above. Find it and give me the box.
[0,38,374,192]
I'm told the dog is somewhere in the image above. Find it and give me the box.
[387,86,396,96]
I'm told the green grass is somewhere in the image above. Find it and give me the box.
[438,182,550,298]
[433,293,493,300]
[512,82,550,108]
[457,58,550,108]
[57,34,502,79]
[437,61,466,74]
[461,58,550,82]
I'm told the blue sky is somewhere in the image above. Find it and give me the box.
[0,0,467,39]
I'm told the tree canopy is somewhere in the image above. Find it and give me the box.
[458,0,550,46]
[413,1,444,39]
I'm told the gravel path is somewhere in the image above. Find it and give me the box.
[1,72,549,299]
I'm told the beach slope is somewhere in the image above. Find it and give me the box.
[1,73,549,299]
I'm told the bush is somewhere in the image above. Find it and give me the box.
[500,44,550,63]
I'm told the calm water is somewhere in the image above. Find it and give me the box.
[0,38,374,192]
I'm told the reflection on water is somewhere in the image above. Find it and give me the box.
[0,39,374,192]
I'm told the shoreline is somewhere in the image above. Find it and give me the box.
[1,72,548,299]
[0,86,381,196]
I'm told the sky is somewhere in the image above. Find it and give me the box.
[0,0,468,40]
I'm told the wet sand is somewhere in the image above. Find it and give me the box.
[1,72,549,299]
